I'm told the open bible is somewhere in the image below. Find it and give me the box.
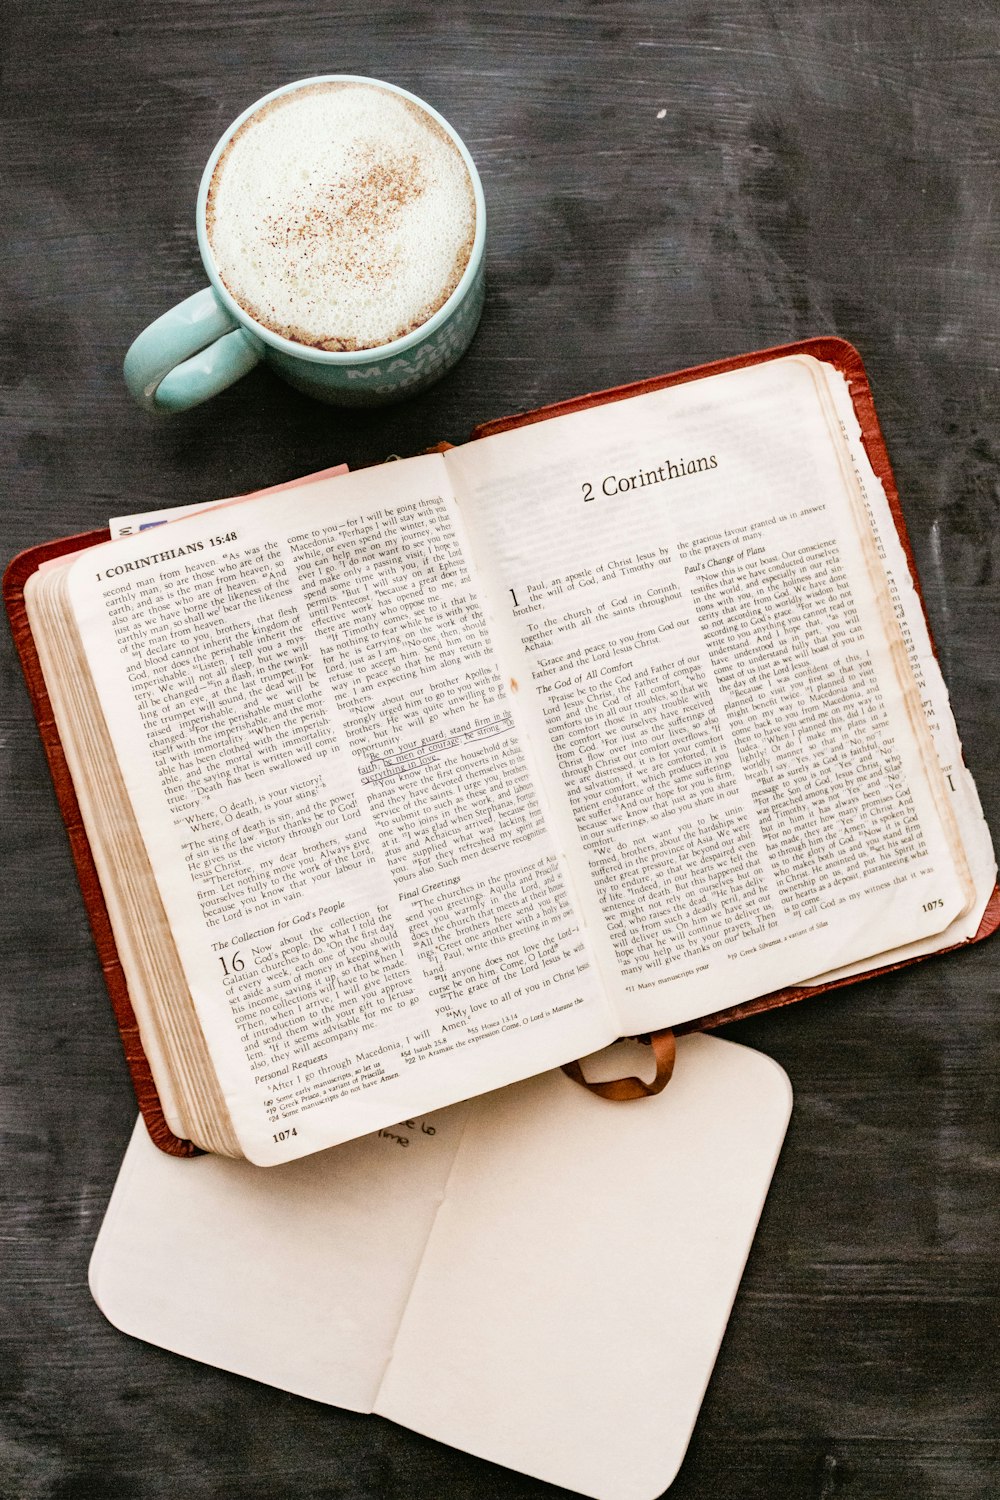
[7,340,997,1164]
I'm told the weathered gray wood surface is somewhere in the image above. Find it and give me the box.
[2,3,998,1496]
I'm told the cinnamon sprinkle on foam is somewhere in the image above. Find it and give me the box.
[206,82,476,351]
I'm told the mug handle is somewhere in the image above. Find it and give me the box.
[123,287,264,413]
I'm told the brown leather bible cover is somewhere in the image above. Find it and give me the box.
[4,528,197,1156]
[6,337,998,1154]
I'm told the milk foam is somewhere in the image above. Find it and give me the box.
[206,82,476,351]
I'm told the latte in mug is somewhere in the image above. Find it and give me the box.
[205,80,477,353]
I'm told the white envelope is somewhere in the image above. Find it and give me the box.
[90,1032,792,1500]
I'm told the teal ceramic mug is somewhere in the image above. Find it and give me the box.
[124,76,487,412]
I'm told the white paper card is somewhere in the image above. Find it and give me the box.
[90,1033,791,1498]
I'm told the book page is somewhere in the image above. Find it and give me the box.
[89,1034,792,1500]
[19,466,356,1152]
[798,364,996,976]
[445,356,969,1034]
[66,456,614,1163]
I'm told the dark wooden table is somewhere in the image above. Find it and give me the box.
[3,4,998,1497]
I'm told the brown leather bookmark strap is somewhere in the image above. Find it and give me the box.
[561,1030,677,1100]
